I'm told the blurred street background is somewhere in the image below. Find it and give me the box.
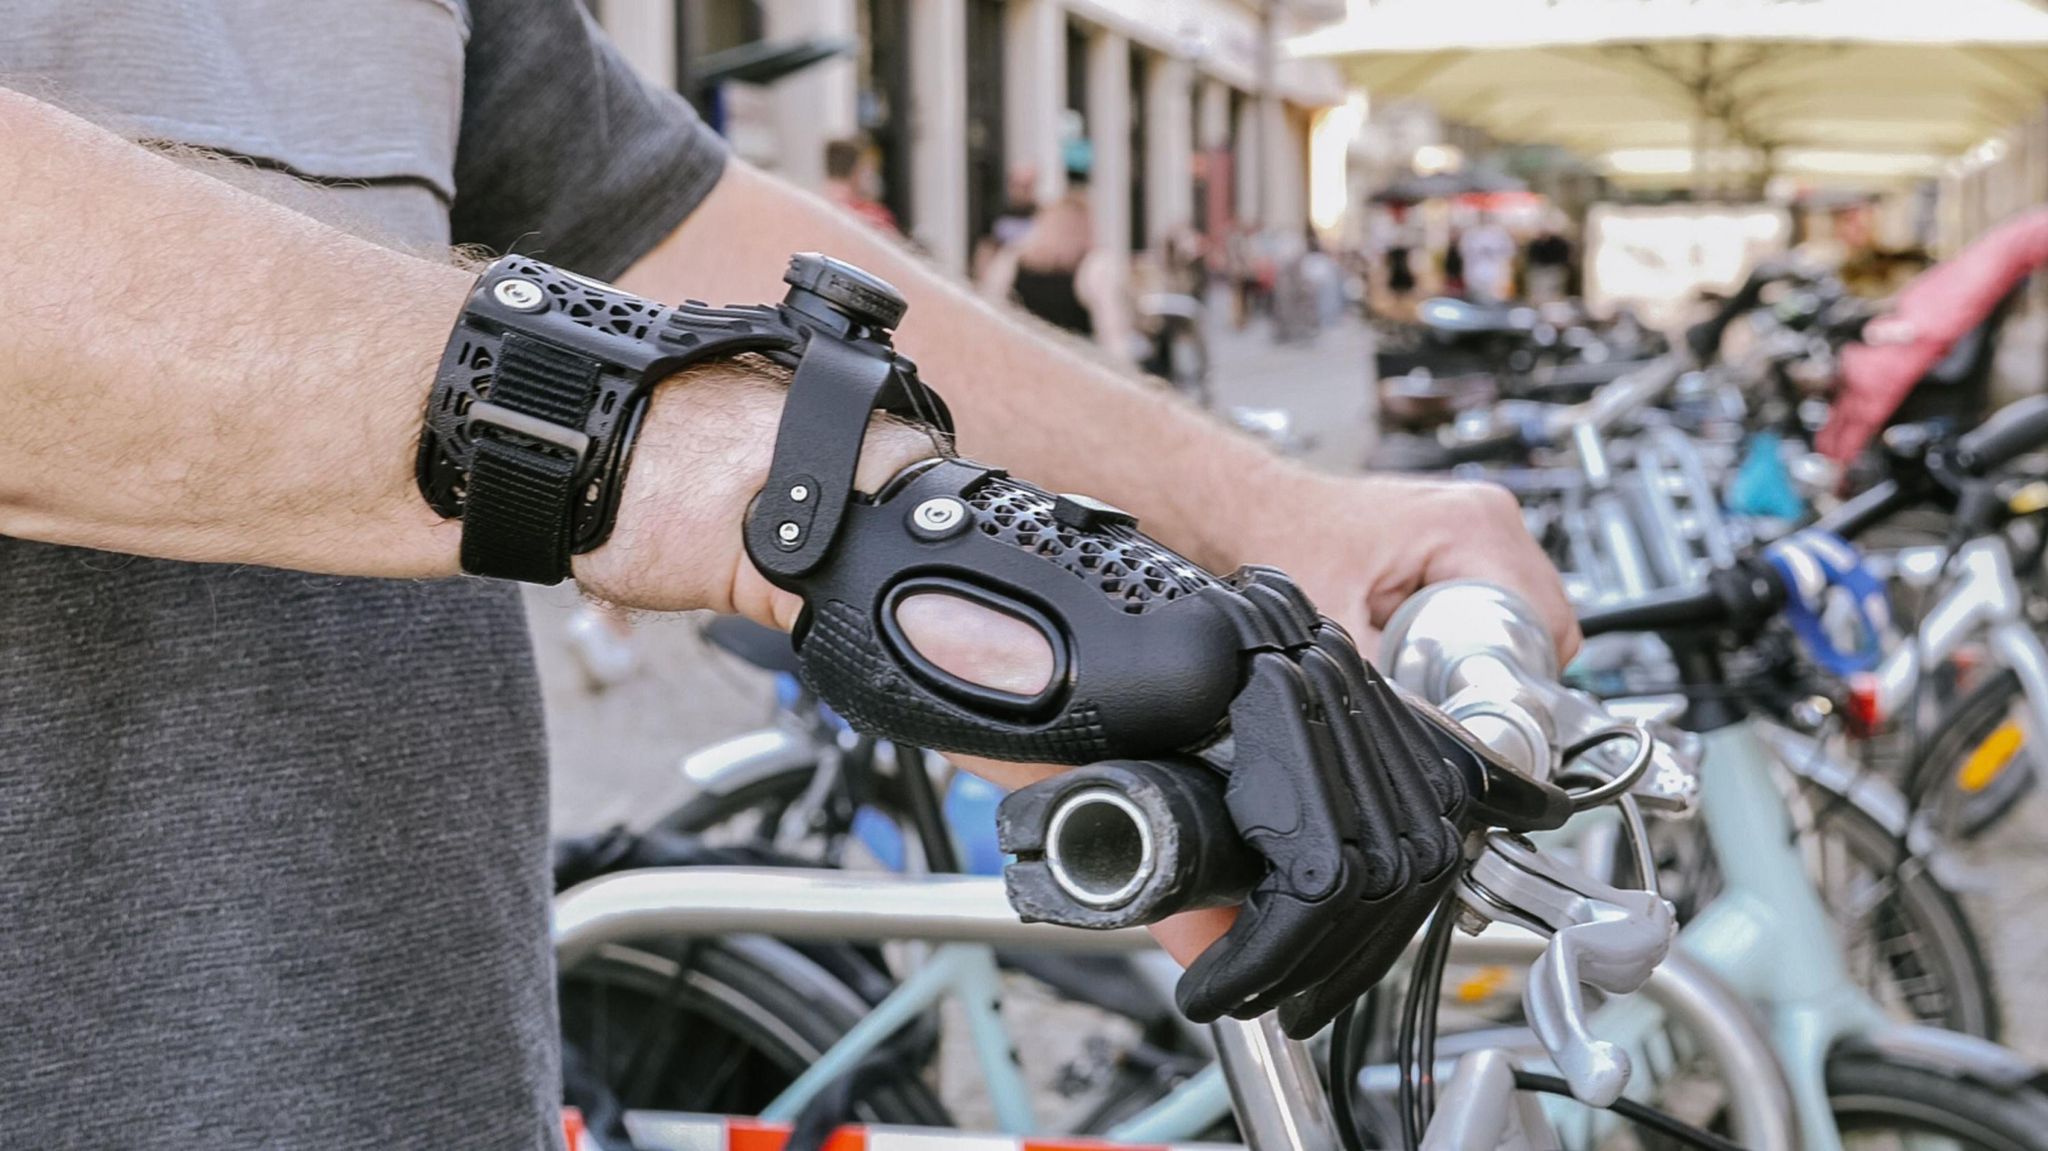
[539,0,2048,1068]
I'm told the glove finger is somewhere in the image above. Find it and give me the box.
[1176,879,1348,1023]
[1312,626,1467,879]
[1225,874,1402,1022]
[1297,643,1407,897]
[1276,877,1461,1038]
[1352,670,1471,875]
[1224,652,1360,890]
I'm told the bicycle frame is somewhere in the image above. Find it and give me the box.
[1551,713,2038,1151]
[1523,376,2044,1148]
[1870,535,2048,746]
[553,867,1795,1151]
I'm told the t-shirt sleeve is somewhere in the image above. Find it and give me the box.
[451,0,728,280]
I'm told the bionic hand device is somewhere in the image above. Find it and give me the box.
[420,252,1570,1037]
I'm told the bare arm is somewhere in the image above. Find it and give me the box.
[617,160,1291,574]
[0,91,929,624]
[620,161,1580,653]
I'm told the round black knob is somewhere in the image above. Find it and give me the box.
[783,252,908,332]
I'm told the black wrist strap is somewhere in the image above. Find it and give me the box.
[419,252,951,586]
[458,333,602,583]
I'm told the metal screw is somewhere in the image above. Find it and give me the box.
[493,279,546,311]
[789,484,810,503]
[911,497,966,535]
[777,521,802,544]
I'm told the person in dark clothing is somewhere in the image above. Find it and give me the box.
[978,159,1132,357]
[1526,225,1574,302]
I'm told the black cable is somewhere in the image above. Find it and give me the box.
[1511,1071,1749,1151]
[1328,1003,1369,1151]
[1397,900,1460,1150]
[1416,906,1456,1118]
[1396,929,1426,1151]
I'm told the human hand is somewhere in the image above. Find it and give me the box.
[1225,467,1578,664]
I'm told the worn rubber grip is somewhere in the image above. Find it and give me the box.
[997,758,1262,930]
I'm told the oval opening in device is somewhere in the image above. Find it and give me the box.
[892,591,1055,698]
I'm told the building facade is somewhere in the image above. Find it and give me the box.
[591,0,1347,273]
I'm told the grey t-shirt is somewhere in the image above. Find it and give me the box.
[0,3,724,1146]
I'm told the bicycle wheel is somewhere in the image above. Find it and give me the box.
[1794,780,2003,1039]
[1653,777,2001,1039]
[654,767,819,845]
[1830,1053,2048,1150]
[560,934,949,1134]
[1904,667,2043,841]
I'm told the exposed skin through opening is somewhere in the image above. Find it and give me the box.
[893,591,1055,697]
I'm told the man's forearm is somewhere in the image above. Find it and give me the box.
[618,161,1306,573]
[0,92,865,622]
[0,90,469,577]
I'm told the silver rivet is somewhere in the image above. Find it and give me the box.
[777,521,802,543]
[911,497,967,536]
[789,484,810,503]
[493,279,546,311]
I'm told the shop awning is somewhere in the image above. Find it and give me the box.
[1291,0,2048,188]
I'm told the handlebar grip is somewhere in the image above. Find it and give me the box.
[1953,395,2048,478]
[1684,265,1776,364]
[1808,478,1909,541]
[1576,559,1786,639]
[1577,585,1726,638]
[996,758,1261,930]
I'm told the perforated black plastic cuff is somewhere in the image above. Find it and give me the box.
[417,252,950,584]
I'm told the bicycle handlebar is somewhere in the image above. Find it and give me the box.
[1952,393,2048,478]
[1685,264,1780,364]
[1001,584,1688,927]
[1577,557,1787,639]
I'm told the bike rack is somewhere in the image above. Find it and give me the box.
[554,867,1797,1151]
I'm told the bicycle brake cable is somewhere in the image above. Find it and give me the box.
[1397,898,1460,1151]
[1511,1071,1749,1151]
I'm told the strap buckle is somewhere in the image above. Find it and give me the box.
[466,400,592,467]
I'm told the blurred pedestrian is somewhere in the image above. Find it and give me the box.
[991,165,1038,248]
[1442,227,1467,296]
[978,142,1131,359]
[822,137,898,235]
[1525,217,1573,303]
[1458,212,1515,301]
[972,164,1040,281]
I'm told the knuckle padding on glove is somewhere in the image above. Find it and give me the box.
[1171,571,1473,1036]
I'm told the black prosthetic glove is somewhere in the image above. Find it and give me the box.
[740,254,1565,1038]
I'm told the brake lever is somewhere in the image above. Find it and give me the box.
[1406,694,1572,834]
[1457,833,1676,1107]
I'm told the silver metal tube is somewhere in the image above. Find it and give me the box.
[1214,1014,1343,1151]
[553,867,1156,967]
[1593,489,1656,600]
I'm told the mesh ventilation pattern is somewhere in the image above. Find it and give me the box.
[965,477,1213,614]
[543,278,656,340]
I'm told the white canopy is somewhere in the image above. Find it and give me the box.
[1292,0,2048,188]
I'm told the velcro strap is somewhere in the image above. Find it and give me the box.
[458,333,601,583]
